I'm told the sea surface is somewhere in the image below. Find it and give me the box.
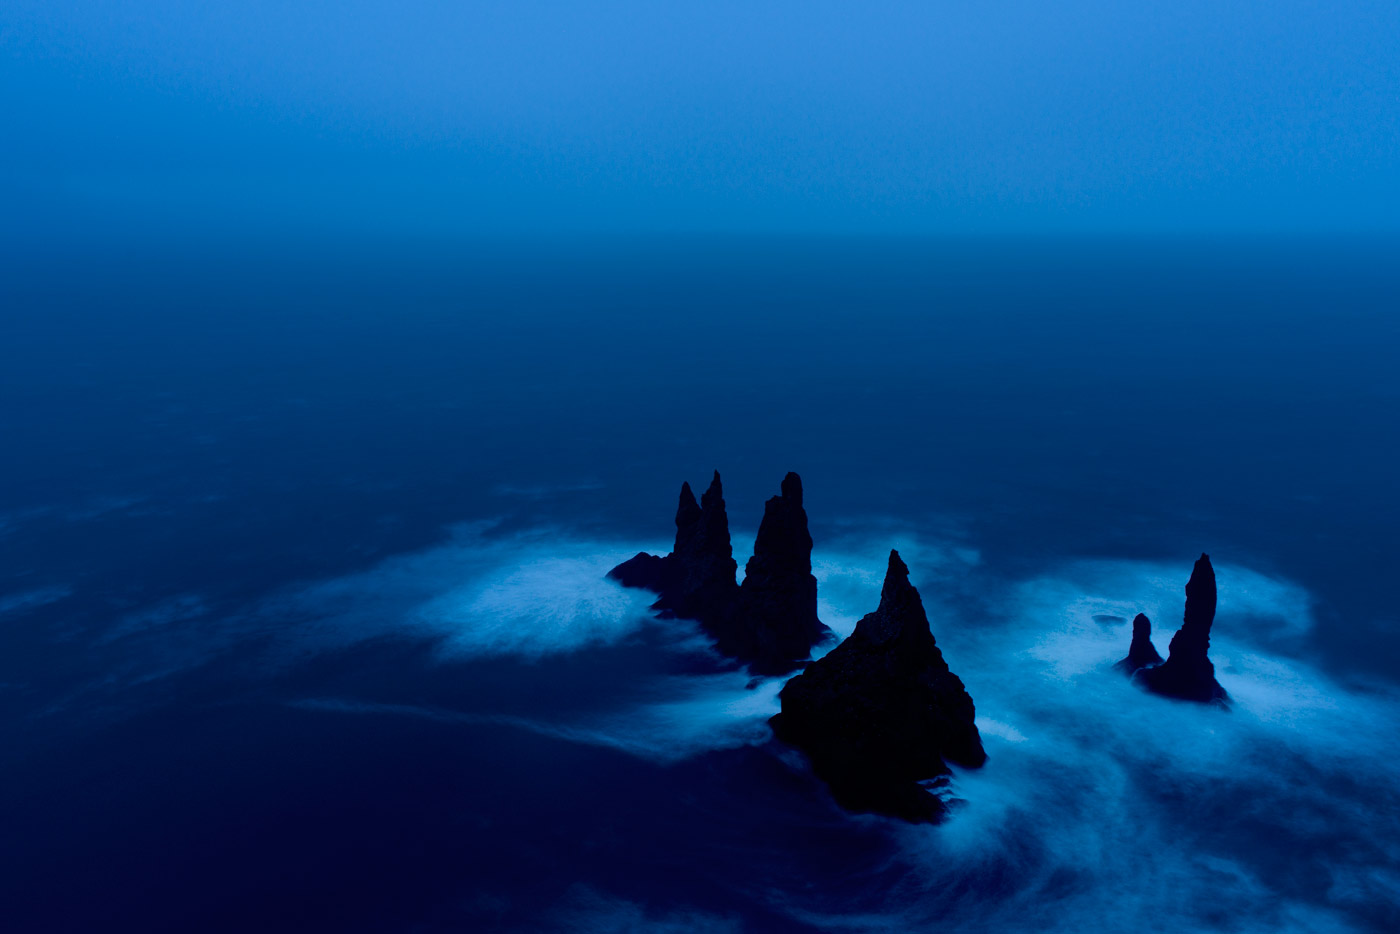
[2,235,1398,932]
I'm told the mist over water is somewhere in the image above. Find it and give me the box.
[1,238,1397,932]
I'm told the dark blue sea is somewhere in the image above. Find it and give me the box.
[2,235,1398,932]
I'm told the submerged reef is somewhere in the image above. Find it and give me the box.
[609,471,830,673]
[770,550,986,822]
[1134,554,1229,705]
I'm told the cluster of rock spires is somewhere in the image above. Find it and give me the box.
[610,471,828,674]
[1114,553,1229,706]
[611,471,1232,822]
[610,471,985,821]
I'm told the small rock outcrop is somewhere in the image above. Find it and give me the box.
[1135,554,1229,705]
[609,471,827,672]
[1113,613,1163,676]
[769,550,986,822]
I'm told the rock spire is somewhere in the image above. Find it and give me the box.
[1135,554,1229,705]
[1114,613,1164,676]
[609,471,829,672]
[769,550,985,822]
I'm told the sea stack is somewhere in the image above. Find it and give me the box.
[1136,554,1229,705]
[770,550,985,822]
[1113,613,1163,676]
[729,472,831,672]
[609,471,827,672]
[668,471,740,621]
[609,471,739,619]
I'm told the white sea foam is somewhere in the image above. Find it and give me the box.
[789,546,1399,934]
[0,585,72,616]
[270,523,1396,931]
[261,522,667,659]
[296,669,784,765]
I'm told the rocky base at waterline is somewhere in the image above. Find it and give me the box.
[1132,553,1230,706]
[608,471,831,673]
[770,550,986,822]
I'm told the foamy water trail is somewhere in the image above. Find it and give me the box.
[796,547,1400,933]
[257,522,668,659]
[251,521,1397,931]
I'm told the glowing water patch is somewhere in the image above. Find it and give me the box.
[0,586,72,616]
[786,548,1400,934]
[262,522,668,660]
[296,670,785,765]
[248,522,1400,934]
[423,551,658,657]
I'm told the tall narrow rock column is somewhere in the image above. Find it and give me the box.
[1136,554,1229,704]
[669,471,739,620]
[732,472,830,670]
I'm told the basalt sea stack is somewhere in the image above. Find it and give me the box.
[609,471,739,623]
[770,550,985,822]
[1136,554,1229,705]
[1113,613,1163,676]
[609,471,829,673]
[729,472,830,671]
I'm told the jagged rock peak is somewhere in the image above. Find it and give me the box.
[1180,553,1218,643]
[747,472,813,571]
[780,470,802,505]
[769,550,984,823]
[882,548,910,593]
[705,470,723,500]
[1114,613,1163,675]
[853,550,933,648]
[664,470,737,617]
[676,481,700,522]
[735,471,829,672]
[677,480,699,516]
[1165,553,1217,666]
[673,481,701,552]
[696,471,734,560]
[607,471,737,616]
[1135,553,1228,705]
[609,469,829,674]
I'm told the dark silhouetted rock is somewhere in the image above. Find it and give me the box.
[608,472,738,620]
[608,552,670,592]
[668,472,740,622]
[609,471,829,673]
[769,550,986,822]
[725,472,831,672]
[673,481,703,554]
[609,482,698,593]
[1113,613,1163,676]
[1135,554,1229,705]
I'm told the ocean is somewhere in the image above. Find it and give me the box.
[2,234,1397,932]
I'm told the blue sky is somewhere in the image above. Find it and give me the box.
[4,1,1397,237]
